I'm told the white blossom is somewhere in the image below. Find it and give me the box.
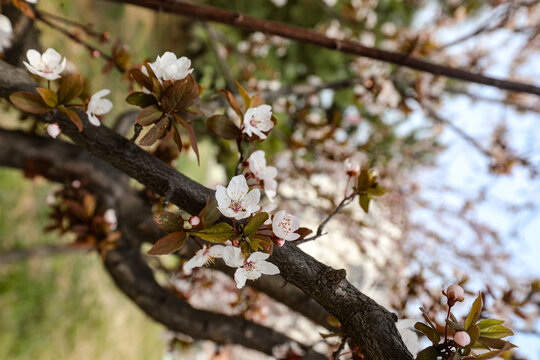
[223,247,279,288]
[103,209,118,231]
[146,52,193,81]
[86,89,113,126]
[0,15,13,53]
[272,341,305,359]
[26,0,38,3]
[247,150,278,200]
[183,245,225,274]
[243,104,274,139]
[216,175,260,219]
[46,123,61,139]
[272,210,300,244]
[23,48,66,81]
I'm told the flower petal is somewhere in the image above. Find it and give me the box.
[258,260,280,275]
[234,268,248,288]
[247,251,269,263]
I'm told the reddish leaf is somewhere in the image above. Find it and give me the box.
[147,231,187,255]
[139,116,170,146]
[198,198,221,228]
[12,0,35,18]
[161,75,199,113]
[153,211,185,233]
[175,114,200,165]
[206,114,241,140]
[126,92,157,108]
[129,68,153,91]
[250,93,264,107]
[36,88,58,108]
[10,92,53,114]
[295,227,313,240]
[59,105,83,132]
[57,74,83,104]
[136,105,163,126]
[219,89,243,117]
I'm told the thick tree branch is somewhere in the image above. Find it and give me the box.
[0,129,325,359]
[0,128,337,332]
[0,60,412,359]
[103,0,540,96]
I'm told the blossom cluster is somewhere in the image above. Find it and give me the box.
[182,89,303,288]
[19,47,113,137]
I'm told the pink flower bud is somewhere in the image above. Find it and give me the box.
[446,284,465,302]
[453,331,470,347]
[47,123,61,138]
[189,216,200,226]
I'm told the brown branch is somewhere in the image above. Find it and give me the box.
[103,0,540,96]
[0,129,326,359]
[0,127,337,333]
[0,61,412,359]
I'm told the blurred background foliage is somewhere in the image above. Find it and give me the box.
[1,0,538,358]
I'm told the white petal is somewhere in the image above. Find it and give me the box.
[183,251,206,273]
[223,246,244,267]
[42,48,61,65]
[285,232,300,241]
[23,61,40,76]
[87,112,101,126]
[258,261,280,275]
[94,99,113,115]
[234,268,248,288]
[92,89,111,99]
[208,245,225,257]
[227,175,249,198]
[244,188,260,209]
[215,185,230,208]
[0,15,13,34]
[26,49,42,67]
[247,251,269,263]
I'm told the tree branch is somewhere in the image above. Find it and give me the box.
[103,0,540,96]
[0,60,412,359]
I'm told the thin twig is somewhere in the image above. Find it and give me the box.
[298,192,357,244]
[38,9,108,41]
[201,21,236,93]
[104,0,540,96]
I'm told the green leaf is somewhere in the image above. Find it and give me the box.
[175,114,200,165]
[414,322,440,345]
[139,117,170,146]
[472,341,514,359]
[463,325,480,356]
[480,325,514,339]
[153,211,185,233]
[126,92,158,108]
[465,293,483,330]
[10,92,53,114]
[206,114,241,140]
[235,80,251,110]
[415,345,438,360]
[136,105,163,126]
[357,169,370,191]
[57,74,83,104]
[147,231,187,255]
[359,194,371,213]
[477,336,516,350]
[199,199,221,228]
[477,319,505,330]
[129,68,153,91]
[191,222,235,243]
[161,75,199,113]
[243,212,269,237]
[367,185,386,197]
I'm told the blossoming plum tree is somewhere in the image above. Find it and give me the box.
[0,1,539,359]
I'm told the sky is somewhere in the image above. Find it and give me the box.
[413,3,540,358]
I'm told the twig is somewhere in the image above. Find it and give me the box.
[38,9,108,41]
[298,192,357,244]
[201,21,236,93]
[104,0,540,96]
